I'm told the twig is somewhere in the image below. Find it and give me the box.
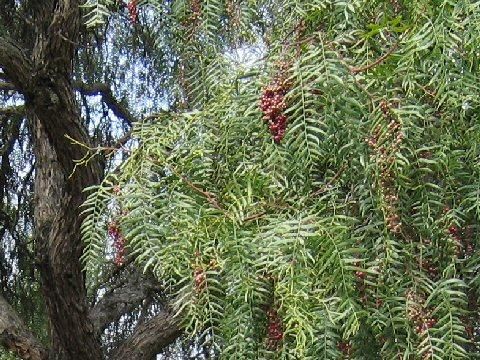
[312,164,347,197]
[169,166,224,211]
[243,211,267,223]
[350,41,400,74]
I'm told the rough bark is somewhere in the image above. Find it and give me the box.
[0,294,48,360]
[26,1,105,356]
[112,310,182,360]
[90,272,159,333]
[0,1,104,359]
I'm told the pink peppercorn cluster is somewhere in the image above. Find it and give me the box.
[193,267,206,292]
[337,341,353,357]
[366,100,404,233]
[108,221,126,266]
[126,0,138,24]
[266,307,283,350]
[406,290,437,339]
[260,62,291,143]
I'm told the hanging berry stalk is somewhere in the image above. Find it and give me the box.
[193,267,206,292]
[266,307,283,350]
[260,62,291,143]
[127,0,139,24]
[190,0,202,23]
[406,290,437,336]
[108,220,126,266]
[366,100,404,233]
[337,341,353,357]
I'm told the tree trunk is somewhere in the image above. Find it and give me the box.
[30,99,103,359]
[26,1,104,358]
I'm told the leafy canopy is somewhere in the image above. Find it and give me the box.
[82,0,480,358]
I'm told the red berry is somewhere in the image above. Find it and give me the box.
[127,0,139,24]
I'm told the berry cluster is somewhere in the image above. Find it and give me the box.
[337,341,353,357]
[190,0,202,23]
[126,0,139,24]
[108,221,126,266]
[406,290,436,337]
[266,307,283,350]
[226,0,240,29]
[448,224,475,258]
[366,100,404,233]
[193,267,206,292]
[260,62,291,143]
[448,225,463,257]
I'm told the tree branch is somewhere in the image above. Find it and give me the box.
[0,105,25,117]
[0,81,19,92]
[90,271,160,333]
[111,308,182,360]
[75,82,136,127]
[350,41,400,74]
[0,36,32,90]
[0,294,48,360]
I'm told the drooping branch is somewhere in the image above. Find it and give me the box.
[111,308,182,360]
[75,82,136,126]
[0,294,47,360]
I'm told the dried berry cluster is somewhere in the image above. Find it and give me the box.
[126,0,139,24]
[266,307,283,350]
[406,290,436,338]
[366,100,404,233]
[390,0,402,14]
[108,221,126,266]
[190,0,202,23]
[421,259,438,279]
[355,272,369,306]
[448,225,475,258]
[226,0,240,29]
[260,62,291,143]
[337,341,353,357]
[193,267,206,292]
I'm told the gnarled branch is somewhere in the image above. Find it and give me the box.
[0,36,32,90]
[111,308,182,360]
[0,294,47,360]
[90,271,160,333]
[0,81,18,92]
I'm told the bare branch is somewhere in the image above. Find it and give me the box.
[350,42,400,74]
[75,82,136,126]
[0,81,18,92]
[0,294,48,360]
[0,105,25,117]
[0,36,32,89]
[90,271,160,333]
[111,308,182,360]
[169,165,224,211]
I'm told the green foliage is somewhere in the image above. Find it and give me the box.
[82,0,480,358]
